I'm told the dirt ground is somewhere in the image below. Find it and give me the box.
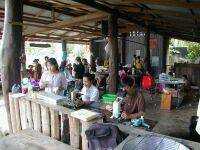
[143,91,199,142]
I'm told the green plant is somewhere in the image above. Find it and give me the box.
[186,42,200,62]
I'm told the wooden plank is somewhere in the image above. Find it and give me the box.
[25,101,33,129]
[32,102,41,132]
[61,114,70,143]
[0,129,78,150]
[19,99,28,129]
[24,94,74,115]
[69,116,80,149]
[25,12,107,36]
[9,97,17,133]
[50,108,60,140]
[14,98,22,132]
[41,105,50,136]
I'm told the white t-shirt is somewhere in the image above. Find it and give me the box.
[81,85,99,102]
[196,99,200,135]
[40,71,66,89]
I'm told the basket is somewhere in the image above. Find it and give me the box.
[102,93,117,104]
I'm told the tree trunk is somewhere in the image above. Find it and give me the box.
[1,0,23,133]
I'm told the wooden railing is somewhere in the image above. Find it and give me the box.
[9,93,102,150]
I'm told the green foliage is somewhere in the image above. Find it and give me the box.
[186,42,200,62]
[170,38,200,62]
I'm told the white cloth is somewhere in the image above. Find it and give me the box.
[39,71,66,89]
[196,99,200,135]
[81,85,99,102]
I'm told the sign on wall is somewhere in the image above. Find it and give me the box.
[150,38,157,49]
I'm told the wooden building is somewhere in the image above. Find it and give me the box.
[0,0,200,137]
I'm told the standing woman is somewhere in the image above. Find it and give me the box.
[39,58,66,94]
[73,57,85,90]
[33,59,42,81]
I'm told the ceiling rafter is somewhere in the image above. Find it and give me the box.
[24,11,108,36]
[121,0,200,9]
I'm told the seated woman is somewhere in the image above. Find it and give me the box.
[39,58,66,94]
[81,73,99,109]
[121,77,145,120]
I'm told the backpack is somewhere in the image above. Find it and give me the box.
[85,123,127,150]
[11,84,21,93]
[142,75,153,90]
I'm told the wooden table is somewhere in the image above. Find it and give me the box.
[0,129,78,150]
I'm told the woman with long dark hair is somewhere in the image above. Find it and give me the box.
[39,58,66,94]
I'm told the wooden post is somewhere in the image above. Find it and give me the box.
[62,39,67,61]
[20,36,27,79]
[69,116,80,149]
[19,99,28,129]
[162,36,170,72]
[50,109,60,140]
[32,103,41,132]
[1,0,23,133]
[9,96,17,133]
[121,33,126,65]
[108,14,118,93]
[14,98,22,132]
[145,30,151,71]
[26,101,33,129]
[41,106,50,136]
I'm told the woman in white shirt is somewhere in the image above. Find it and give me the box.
[39,58,66,94]
[81,73,99,108]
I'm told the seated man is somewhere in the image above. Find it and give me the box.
[81,73,100,109]
[121,77,145,120]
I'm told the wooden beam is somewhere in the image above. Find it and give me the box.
[121,7,200,20]
[145,29,151,71]
[162,36,169,72]
[108,14,118,93]
[121,33,126,65]
[24,12,107,36]
[23,0,82,17]
[25,35,90,43]
[121,0,200,9]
